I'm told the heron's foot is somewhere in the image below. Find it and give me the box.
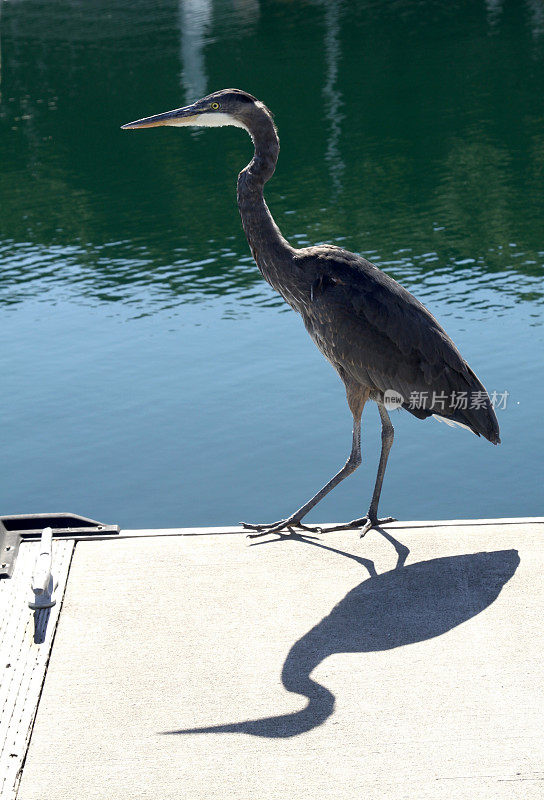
[241,520,286,532]
[241,518,322,538]
[320,515,397,536]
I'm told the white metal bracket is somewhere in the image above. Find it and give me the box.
[28,527,58,609]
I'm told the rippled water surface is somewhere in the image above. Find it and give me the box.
[1,0,543,527]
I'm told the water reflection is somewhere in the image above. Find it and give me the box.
[485,0,504,31]
[1,0,542,528]
[179,0,212,100]
[0,0,542,317]
[527,0,544,44]
[321,0,344,196]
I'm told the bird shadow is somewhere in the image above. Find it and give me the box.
[164,529,519,739]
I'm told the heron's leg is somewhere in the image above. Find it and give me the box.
[323,402,396,536]
[242,406,364,537]
[368,402,395,519]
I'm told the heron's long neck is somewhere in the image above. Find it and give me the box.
[237,112,293,285]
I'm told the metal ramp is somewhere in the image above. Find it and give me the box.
[0,515,119,799]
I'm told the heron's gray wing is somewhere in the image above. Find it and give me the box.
[300,249,499,442]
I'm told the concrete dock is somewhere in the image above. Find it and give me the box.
[3,519,543,799]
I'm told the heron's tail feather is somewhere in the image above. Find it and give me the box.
[456,364,501,444]
[402,364,501,445]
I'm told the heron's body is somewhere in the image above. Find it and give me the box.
[123,89,500,536]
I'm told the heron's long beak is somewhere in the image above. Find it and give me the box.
[121,104,200,129]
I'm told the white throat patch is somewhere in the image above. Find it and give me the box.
[166,112,248,131]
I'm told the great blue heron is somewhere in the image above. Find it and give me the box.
[122,89,500,537]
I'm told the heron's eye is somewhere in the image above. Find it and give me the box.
[211,102,220,110]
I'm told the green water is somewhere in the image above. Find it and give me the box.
[1,0,543,528]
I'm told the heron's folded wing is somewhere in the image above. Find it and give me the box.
[306,252,483,401]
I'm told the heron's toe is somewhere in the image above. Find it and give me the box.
[241,519,286,533]
[359,515,397,537]
[243,518,321,538]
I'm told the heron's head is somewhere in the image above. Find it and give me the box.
[121,89,270,134]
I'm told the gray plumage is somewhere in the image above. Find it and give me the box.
[123,89,500,537]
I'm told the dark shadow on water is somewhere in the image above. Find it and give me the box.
[164,533,519,739]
